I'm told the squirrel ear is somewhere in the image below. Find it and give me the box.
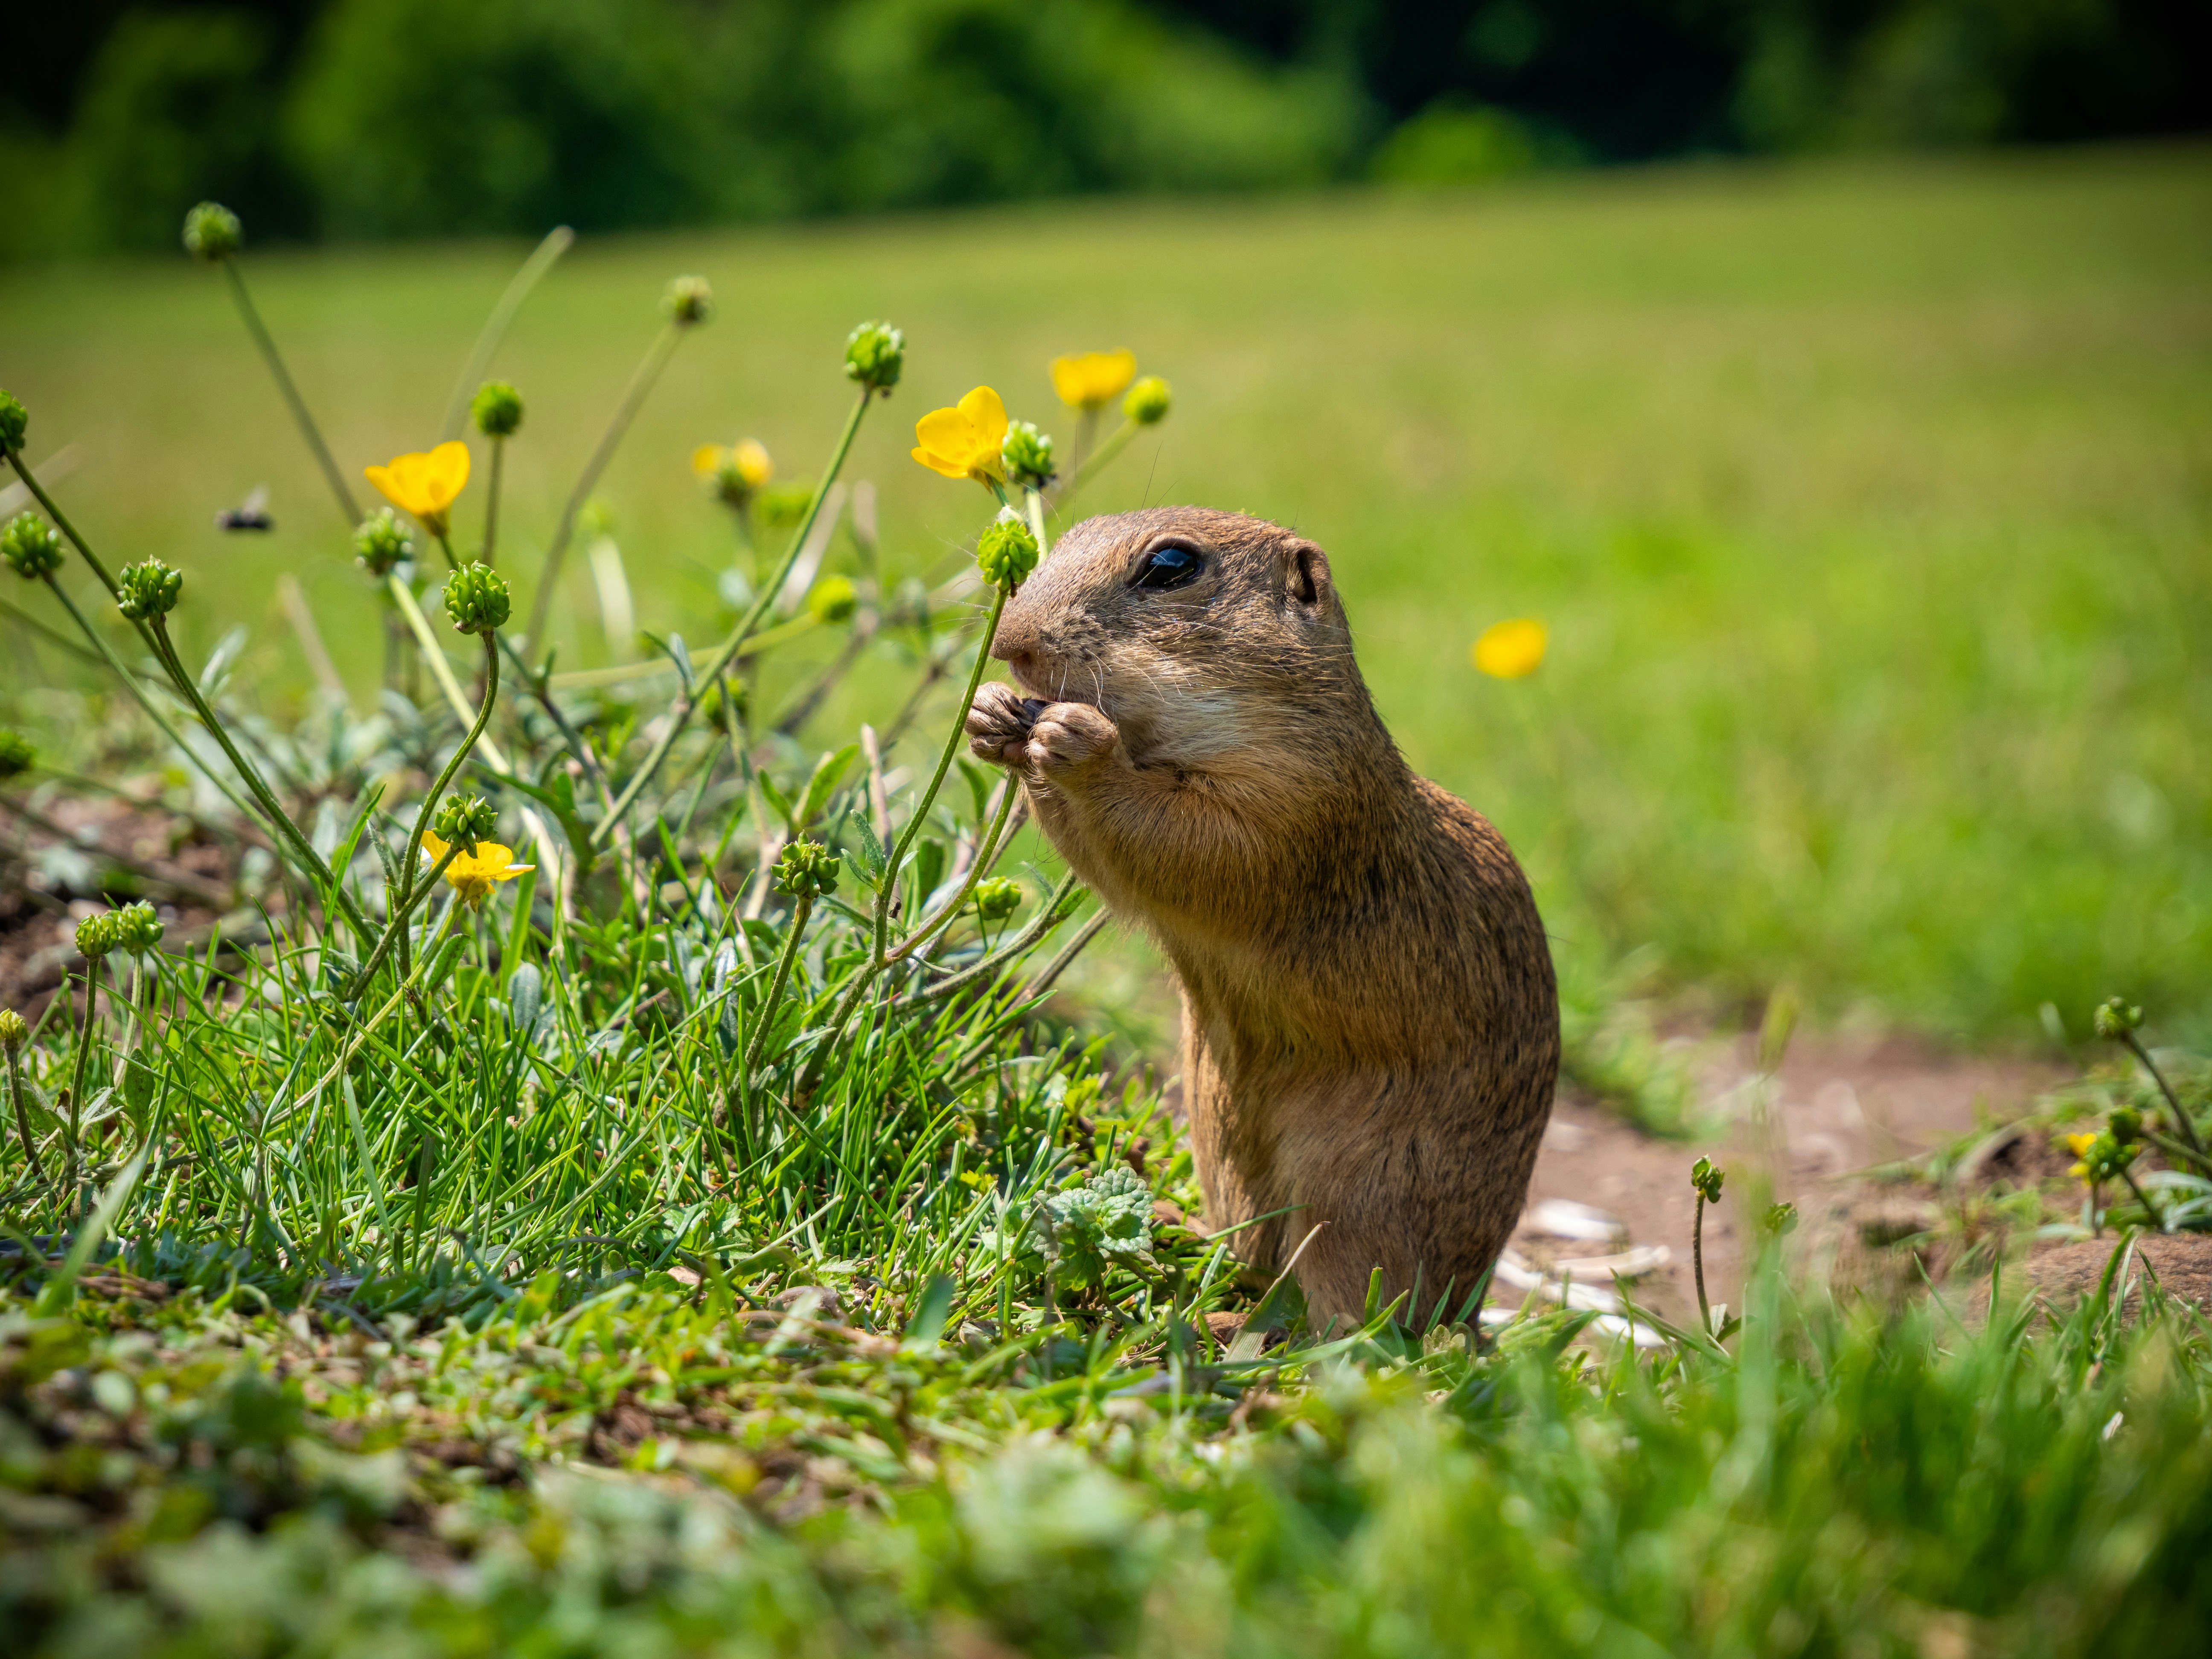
[1286,540,1332,608]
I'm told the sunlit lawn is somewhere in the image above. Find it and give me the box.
[3,145,2207,1039]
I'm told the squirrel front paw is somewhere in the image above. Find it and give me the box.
[1022,701,1120,774]
[966,681,1041,765]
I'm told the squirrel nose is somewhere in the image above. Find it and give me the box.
[991,605,1039,665]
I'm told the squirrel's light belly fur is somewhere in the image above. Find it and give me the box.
[966,507,1558,1325]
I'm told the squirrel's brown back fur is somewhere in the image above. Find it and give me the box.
[966,506,1558,1325]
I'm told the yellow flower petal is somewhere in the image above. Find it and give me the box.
[418,830,532,909]
[733,439,774,489]
[365,440,471,530]
[692,443,728,479]
[1051,349,1137,409]
[911,445,973,479]
[2064,1132,2098,1158]
[912,388,1011,484]
[957,385,1009,450]
[1473,618,1547,679]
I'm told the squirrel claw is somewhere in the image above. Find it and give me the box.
[1023,701,1119,773]
[966,681,1036,765]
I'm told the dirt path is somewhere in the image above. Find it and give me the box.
[1514,1036,2069,1324]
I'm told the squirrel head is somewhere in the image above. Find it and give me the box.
[991,508,1362,766]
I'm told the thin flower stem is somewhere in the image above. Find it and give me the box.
[434,531,463,576]
[4,443,355,923]
[360,634,501,994]
[349,842,466,999]
[872,584,1010,963]
[66,960,101,1196]
[405,633,502,872]
[482,440,505,566]
[221,261,361,528]
[37,578,276,845]
[594,387,877,847]
[1693,1193,1712,1334]
[494,632,612,807]
[525,320,686,647]
[3,450,125,597]
[146,617,369,937]
[439,226,574,442]
[2141,1128,2211,1177]
[2124,1033,2204,1159]
[798,580,1014,1099]
[888,778,1019,963]
[2119,1163,2165,1230]
[744,894,814,1077]
[385,575,514,775]
[1019,905,1109,1002]
[5,1043,40,1185]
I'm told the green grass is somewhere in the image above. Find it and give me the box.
[6,149,2209,1041]
[7,1249,2212,1655]
[4,148,2212,1656]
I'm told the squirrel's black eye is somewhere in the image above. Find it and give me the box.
[1132,543,1202,592]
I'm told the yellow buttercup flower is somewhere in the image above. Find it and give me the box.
[365,441,471,536]
[1473,618,1547,679]
[1051,349,1137,411]
[693,439,774,490]
[912,387,1009,484]
[2065,1131,2098,1182]
[421,830,533,910]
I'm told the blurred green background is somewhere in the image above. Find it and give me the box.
[3,147,2206,1045]
[2,1,2207,258]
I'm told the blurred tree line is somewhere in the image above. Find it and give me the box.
[1,0,2204,256]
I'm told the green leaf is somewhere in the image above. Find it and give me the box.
[903,1273,955,1347]
[757,768,797,836]
[957,757,992,822]
[798,743,860,830]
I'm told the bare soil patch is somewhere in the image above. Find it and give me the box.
[1516,1034,2071,1324]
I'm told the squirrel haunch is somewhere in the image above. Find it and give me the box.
[967,506,1559,1326]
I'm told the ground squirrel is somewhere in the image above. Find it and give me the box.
[967,506,1559,1327]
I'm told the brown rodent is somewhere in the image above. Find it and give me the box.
[966,506,1559,1327]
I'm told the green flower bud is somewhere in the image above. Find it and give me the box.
[2093,996,2143,1040]
[806,575,859,626]
[442,562,510,634]
[1001,421,1056,489]
[662,275,713,326]
[1690,1156,1724,1204]
[0,1007,25,1049]
[0,388,26,454]
[0,729,35,781]
[974,877,1023,923]
[1,512,64,580]
[113,900,163,954]
[975,519,1040,591]
[354,507,414,577]
[2072,1128,2137,1185]
[773,837,840,902]
[117,558,183,621]
[1761,1201,1798,1237]
[471,381,524,438]
[434,792,499,853]
[182,201,242,262]
[76,911,119,962]
[844,320,905,393]
[2109,1105,2142,1146]
[1123,375,1172,426]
